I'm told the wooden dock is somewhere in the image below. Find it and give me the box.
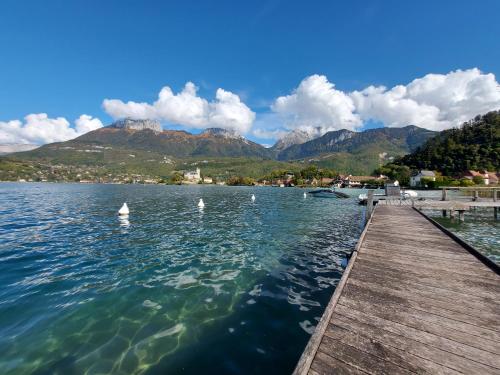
[366,186,500,221]
[294,205,500,375]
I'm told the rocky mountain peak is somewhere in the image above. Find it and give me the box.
[202,128,243,140]
[110,118,162,133]
[272,128,322,152]
[325,129,355,146]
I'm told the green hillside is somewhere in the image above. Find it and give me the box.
[0,120,440,182]
[396,111,500,175]
[276,126,436,174]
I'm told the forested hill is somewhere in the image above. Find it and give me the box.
[397,111,500,175]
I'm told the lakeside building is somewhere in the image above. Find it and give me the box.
[410,170,436,187]
[184,168,201,183]
[271,173,295,187]
[487,173,499,185]
[463,170,499,185]
[202,176,213,184]
[343,175,385,188]
[282,172,295,187]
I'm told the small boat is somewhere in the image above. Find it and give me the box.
[402,189,418,199]
[358,193,385,205]
[308,189,350,198]
[358,193,368,204]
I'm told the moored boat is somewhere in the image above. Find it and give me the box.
[402,189,418,199]
[308,189,350,198]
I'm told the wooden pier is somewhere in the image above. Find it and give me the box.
[364,186,500,221]
[294,205,500,374]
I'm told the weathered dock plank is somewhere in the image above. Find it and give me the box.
[294,205,500,375]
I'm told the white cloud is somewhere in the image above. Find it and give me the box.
[351,68,500,131]
[103,82,255,134]
[272,69,500,134]
[250,112,288,140]
[3,68,499,147]
[252,127,288,140]
[0,114,103,145]
[74,114,104,134]
[271,74,362,133]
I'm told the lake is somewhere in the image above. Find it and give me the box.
[0,183,364,374]
[426,208,500,264]
[414,189,500,264]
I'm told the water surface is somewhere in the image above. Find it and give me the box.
[0,183,363,374]
[413,189,500,264]
[425,208,500,264]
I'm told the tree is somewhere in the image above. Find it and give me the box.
[227,176,255,186]
[460,178,474,187]
[170,172,184,184]
[472,175,485,185]
[374,164,411,186]
[394,111,500,176]
[300,166,318,180]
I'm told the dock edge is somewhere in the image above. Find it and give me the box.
[292,207,376,375]
[413,207,499,275]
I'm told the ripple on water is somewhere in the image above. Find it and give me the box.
[425,208,500,264]
[0,183,363,374]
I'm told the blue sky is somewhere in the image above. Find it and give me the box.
[1,0,500,145]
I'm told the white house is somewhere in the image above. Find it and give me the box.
[410,170,435,187]
[184,168,201,182]
[342,175,386,188]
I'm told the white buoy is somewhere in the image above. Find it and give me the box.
[251,194,256,202]
[303,192,307,198]
[198,199,205,208]
[118,203,129,215]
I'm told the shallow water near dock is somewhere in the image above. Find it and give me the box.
[0,183,363,374]
[426,208,500,264]
[414,189,500,264]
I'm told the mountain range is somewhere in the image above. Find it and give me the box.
[270,128,321,152]
[0,144,39,155]
[72,121,274,159]
[1,119,437,179]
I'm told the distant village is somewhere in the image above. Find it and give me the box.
[9,164,498,188]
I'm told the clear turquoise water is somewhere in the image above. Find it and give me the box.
[425,208,500,264]
[414,190,500,264]
[0,183,363,374]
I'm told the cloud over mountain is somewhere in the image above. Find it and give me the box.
[1,69,499,147]
[270,69,500,138]
[271,74,362,134]
[0,114,103,145]
[103,82,255,134]
[351,68,500,131]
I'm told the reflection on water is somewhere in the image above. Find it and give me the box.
[0,183,363,374]
[118,215,130,227]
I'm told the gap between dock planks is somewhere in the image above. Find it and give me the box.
[293,204,500,375]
